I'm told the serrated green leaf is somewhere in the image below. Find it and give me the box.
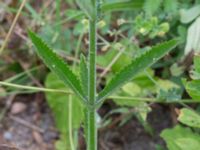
[28,30,86,102]
[80,54,89,97]
[97,39,179,102]
[178,108,200,128]
[102,0,144,12]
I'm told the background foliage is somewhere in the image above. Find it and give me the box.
[0,0,200,150]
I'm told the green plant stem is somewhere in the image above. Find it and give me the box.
[0,81,71,94]
[88,21,97,106]
[87,2,98,149]
[68,31,84,150]
[86,109,97,150]
[1,81,200,104]
[56,0,61,32]
[68,95,75,150]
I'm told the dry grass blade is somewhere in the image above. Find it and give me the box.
[0,0,27,54]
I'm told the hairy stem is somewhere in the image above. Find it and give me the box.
[86,109,97,150]
[88,21,97,105]
[87,0,98,149]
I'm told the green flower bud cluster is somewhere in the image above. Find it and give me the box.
[134,15,170,38]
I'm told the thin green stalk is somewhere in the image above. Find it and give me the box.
[0,91,43,96]
[87,0,98,149]
[108,96,200,104]
[68,31,84,150]
[5,65,43,83]
[0,81,71,94]
[68,95,75,150]
[56,0,61,32]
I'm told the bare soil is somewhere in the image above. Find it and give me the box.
[0,95,173,150]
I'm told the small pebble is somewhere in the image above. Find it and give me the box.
[32,131,43,144]
[3,131,13,141]
[11,102,27,114]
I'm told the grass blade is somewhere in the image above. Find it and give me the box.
[97,39,179,102]
[102,0,144,12]
[28,30,86,101]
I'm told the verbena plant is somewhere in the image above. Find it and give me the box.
[28,0,179,149]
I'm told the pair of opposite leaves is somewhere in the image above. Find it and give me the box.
[28,30,179,107]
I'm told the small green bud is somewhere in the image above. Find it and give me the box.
[97,20,106,28]
[81,19,89,27]
[139,28,146,35]
[151,17,158,25]
[159,22,170,33]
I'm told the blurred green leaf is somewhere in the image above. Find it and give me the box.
[161,125,200,150]
[122,82,141,97]
[178,108,200,128]
[45,72,84,132]
[39,25,73,51]
[55,135,70,150]
[113,82,142,107]
[185,80,200,101]
[75,0,94,19]
[133,69,155,91]
[64,9,84,20]
[164,0,178,14]
[157,80,180,91]
[170,63,184,77]
[157,88,181,102]
[180,5,200,24]
[102,0,144,12]
[176,138,200,150]
[97,42,132,73]
[156,80,181,101]
[45,73,84,149]
[185,17,200,55]
[177,25,187,43]
[194,55,200,73]
[143,0,162,16]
